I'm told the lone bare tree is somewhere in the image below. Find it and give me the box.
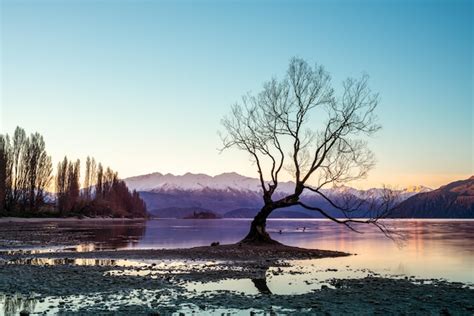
[221,58,398,244]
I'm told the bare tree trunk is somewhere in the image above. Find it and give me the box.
[241,204,280,244]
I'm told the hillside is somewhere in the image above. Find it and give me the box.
[392,176,474,218]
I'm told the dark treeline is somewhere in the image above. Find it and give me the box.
[0,127,147,218]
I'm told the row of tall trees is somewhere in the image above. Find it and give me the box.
[0,127,147,218]
[0,127,52,213]
[55,156,147,218]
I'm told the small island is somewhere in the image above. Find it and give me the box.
[183,210,221,219]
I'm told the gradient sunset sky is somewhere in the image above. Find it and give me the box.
[1,0,472,189]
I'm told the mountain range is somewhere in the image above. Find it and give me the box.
[122,172,473,219]
[391,176,474,218]
[125,172,297,193]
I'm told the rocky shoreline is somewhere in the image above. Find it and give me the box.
[0,245,473,315]
[1,243,350,262]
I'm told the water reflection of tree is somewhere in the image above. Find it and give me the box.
[251,266,272,294]
[1,294,37,316]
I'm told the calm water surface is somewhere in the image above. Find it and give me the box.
[144,219,474,283]
[1,219,473,314]
[2,219,473,283]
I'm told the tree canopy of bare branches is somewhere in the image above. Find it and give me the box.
[221,58,398,243]
[0,127,52,213]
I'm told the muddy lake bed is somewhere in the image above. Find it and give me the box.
[0,219,473,315]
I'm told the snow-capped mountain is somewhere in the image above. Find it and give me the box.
[362,185,432,200]
[125,171,430,196]
[403,185,432,193]
[125,172,296,193]
[124,172,433,218]
[399,185,432,198]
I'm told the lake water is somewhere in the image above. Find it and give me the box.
[132,219,474,283]
[1,219,473,314]
[2,219,473,283]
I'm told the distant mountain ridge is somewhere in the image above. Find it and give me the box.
[391,176,474,218]
[125,172,296,193]
[125,172,429,197]
[124,172,437,218]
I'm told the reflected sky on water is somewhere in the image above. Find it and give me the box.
[1,219,473,282]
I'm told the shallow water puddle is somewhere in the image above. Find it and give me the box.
[6,257,146,267]
[186,275,337,296]
[185,269,349,295]
[0,243,119,256]
[176,305,294,315]
[185,260,389,295]
[6,256,244,276]
[6,256,219,267]
[0,247,69,256]
[0,289,180,315]
[0,290,283,315]
[106,260,243,278]
[186,279,262,295]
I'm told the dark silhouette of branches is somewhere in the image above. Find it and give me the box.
[221,58,399,243]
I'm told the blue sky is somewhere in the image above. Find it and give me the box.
[1,0,472,188]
